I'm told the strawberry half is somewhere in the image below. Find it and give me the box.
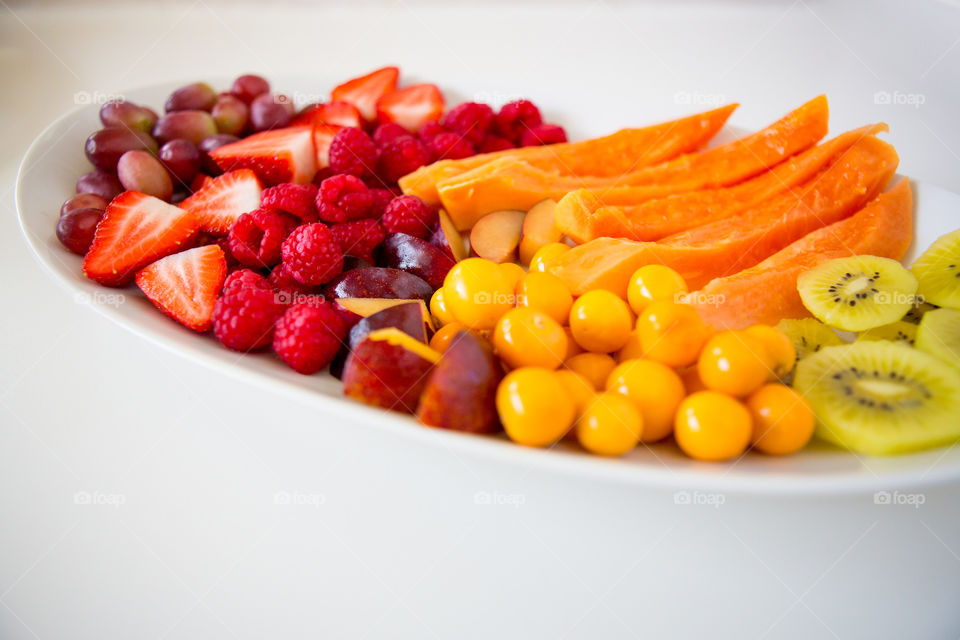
[180,169,263,235]
[82,191,200,287]
[331,66,399,122]
[376,84,445,133]
[135,244,227,332]
[209,126,316,186]
[312,123,344,170]
[293,101,363,129]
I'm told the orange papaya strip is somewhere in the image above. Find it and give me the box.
[547,135,899,295]
[438,96,829,230]
[398,103,738,208]
[686,180,913,329]
[557,123,888,243]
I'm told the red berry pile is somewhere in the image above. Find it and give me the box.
[58,67,566,376]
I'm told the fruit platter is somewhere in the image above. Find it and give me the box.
[17,67,960,485]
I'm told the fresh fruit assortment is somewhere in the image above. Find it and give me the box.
[55,67,960,461]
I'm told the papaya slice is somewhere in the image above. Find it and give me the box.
[438,96,829,230]
[686,180,913,329]
[557,123,888,243]
[547,135,899,296]
[398,103,738,208]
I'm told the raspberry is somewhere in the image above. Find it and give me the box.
[272,300,346,374]
[316,174,373,223]
[478,135,515,154]
[495,99,543,142]
[213,284,285,351]
[281,222,344,285]
[441,102,494,145]
[426,132,475,162]
[368,188,395,219]
[268,263,317,305]
[520,123,568,147]
[328,127,380,178]
[381,195,437,239]
[223,268,271,294]
[312,166,334,186]
[260,183,319,222]
[417,121,447,142]
[379,136,430,184]
[228,208,290,268]
[330,218,386,264]
[372,122,411,147]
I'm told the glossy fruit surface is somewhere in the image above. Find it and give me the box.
[627,264,688,315]
[496,368,575,447]
[576,393,643,456]
[555,370,596,415]
[674,391,753,461]
[744,325,796,380]
[529,242,570,273]
[564,352,616,390]
[117,150,173,201]
[516,271,572,325]
[442,258,515,330]
[56,208,102,255]
[746,383,815,455]
[698,330,772,397]
[429,322,465,353]
[606,359,685,442]
[493,308,567,369]
[499,262,526,291]
[636,301,709,368]
[429,287,455,326]
[569,290,634,353]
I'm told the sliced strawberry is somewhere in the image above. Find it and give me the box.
[135,244,227,332]
[376,84,445,133]
[312,123,344,170]
[189,173,214,193]
[82,191,200,287]
[209,126,316,186]
[180,169,263,235]
[293,101,363,129]
[331,66,399,122]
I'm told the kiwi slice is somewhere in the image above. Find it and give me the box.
[798,255,918,331]
[915,308,960,370]
[911,228,960,310]
[776,318,845,361]
[857,320,917,345]
[794,341,960,455]
[902,300,939,325]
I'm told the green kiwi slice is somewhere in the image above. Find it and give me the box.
[794,341,960,455]
[911,228,960,310]
[798,255,918,331]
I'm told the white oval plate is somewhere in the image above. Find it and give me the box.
[16,79,960,495]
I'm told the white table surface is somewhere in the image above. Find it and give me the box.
[3,2,960,639]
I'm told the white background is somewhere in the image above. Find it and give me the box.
[2,1,960,638]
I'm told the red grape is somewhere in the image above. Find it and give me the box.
[212,95,249,136]
[165,82,218,113]
[158,139,201,187]
[61,193,107,218]
[250,94,293,131]
[231,75,270,104]
[117,150,173,201]
[84,127,158,171]
[76,169,123,200]
[99,100,157,133]
[153,110,217,145]
[198,133,239,174]
[57,207,102,255]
